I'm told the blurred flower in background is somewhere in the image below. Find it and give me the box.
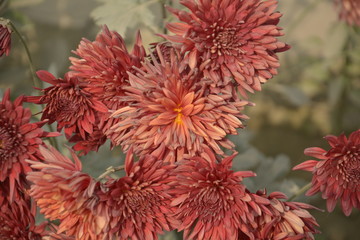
[0,18,11,57]
[335,0,360,26]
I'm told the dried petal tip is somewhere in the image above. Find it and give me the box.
[294,129,360,216]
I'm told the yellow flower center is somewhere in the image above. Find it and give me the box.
[174,107,183,124]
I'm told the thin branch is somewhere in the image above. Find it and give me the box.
[97,165,125,181]
[288,182,312,202]
[8,21,40,88]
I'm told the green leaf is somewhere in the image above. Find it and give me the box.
[91,0,161,39]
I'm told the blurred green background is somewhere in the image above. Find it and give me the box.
[0,0,359,239]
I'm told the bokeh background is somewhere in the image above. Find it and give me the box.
[0,0,359,239]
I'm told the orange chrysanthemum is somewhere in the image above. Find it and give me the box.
[109,47,251,162]
[26,71,108,153]
[335,0,360,26]
[168,153,269,240]
[0,19,11,57]
[293,130,360,216]
[253,190,319,240]
[27,146,108,240]
[0,89,59,201]
[99,148,178,239]
[162,0,289,97]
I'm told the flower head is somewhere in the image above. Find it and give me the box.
[69,126,107,156]
[0,19,11,57]
[69,25,146,111]
[335,0,360,26]
[163,0,289,97]
[109,47,250,162]
[99,148,178,239]
[168,153,269,240]
[252,190,320,240]
[0,89,59,201]
[27,145,108,240]
[293,130,360,216]
[26,71,108,141]
[0,179,49,240]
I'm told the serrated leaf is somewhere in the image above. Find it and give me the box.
[91,0,161,39]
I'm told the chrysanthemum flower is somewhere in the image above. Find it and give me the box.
[69,126,107,156]
[293,130,360,216]
[69,25,146,111]
[27,145,108,240]
[252,190,319,240]
[0,19,11,57]
[335,0,360,26]
[162,0,289,97]
[26,71,108,140]
[99,148,178,239]
[0,89,59,201]
[168,153,270,240]
[0,180,50,240]
[109,47,251,162]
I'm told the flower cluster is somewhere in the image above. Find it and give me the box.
[6,0,360,239]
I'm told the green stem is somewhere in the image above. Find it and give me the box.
[8,21,40,88]
[97,165,125,181]
[288,182,312,201]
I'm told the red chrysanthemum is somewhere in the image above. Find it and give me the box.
[27,145,108,240]
[0,89,59,201]
[108,47,251,162]
[69,25,146,111]
[168,152,270,240]
[293,130,360,216]
[162,0,289,97]
[26,71,108,143]
[335,0,360,26]
[252,190,319,240]
[0,19,11,57]
[0,179,50,239]
[69,125,107,156]
[99,148,178,239]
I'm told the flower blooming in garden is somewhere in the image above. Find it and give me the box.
[109,47,251,162]
[0,89,59,201]
[69,25,146,112]
[99,148,178,239]
[293,130,360,216]
[26,71,108,148]
[28,145,178,239]
[0,179,50,239]
[168,152,270,240]
[252,190,319,240]
[163,0,290,97]
[69,125,107,156]
[335,0,360,26]
[0,19,11,57]
[27,145,108,240]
